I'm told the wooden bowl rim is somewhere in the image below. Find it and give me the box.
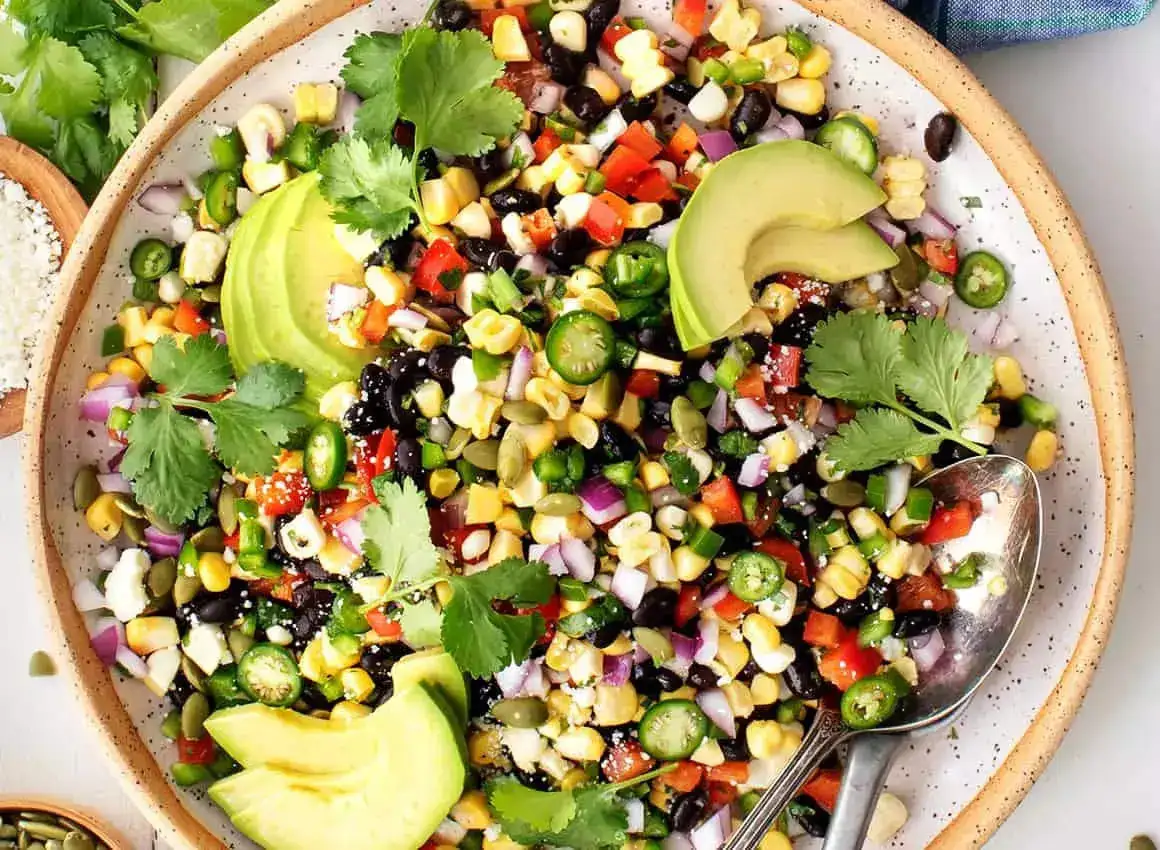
[0,794,132,848]
[21,1,1135,848]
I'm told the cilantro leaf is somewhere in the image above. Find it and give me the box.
[234,362,306,409]
[196,399,309,475]
[397,28,523,157]
[0,34,102,149]
[488,782,633,850]
[148,335,233,398]
[823,408,944,472]
[320,135,418,237]
[120,400,220,524]
[897,316,993,430]
[0,22,27,77]
[662,451,700,496]
[398,598,443,649]
[341,31,416,138]
[805,311,902,406]
[718,430,759,458]
[487,778,578,835]
[79,32,157,148]
[361,478,443,588]
[8,0,118,40]
[53,115,120,197]
[442,558,554,677]
[118,0,274,63]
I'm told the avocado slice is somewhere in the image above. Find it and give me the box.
[744,222,899,284]
[222,172,375,402]
[210,687,465,850]
[668,140,890,349]
[391,649,469,727]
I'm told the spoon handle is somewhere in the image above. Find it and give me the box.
[821,733,904,850]
[723,707,848,850]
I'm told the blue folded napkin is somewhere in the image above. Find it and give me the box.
[888,0,1156,52]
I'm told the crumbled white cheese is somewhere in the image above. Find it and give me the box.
[0,176,63,393]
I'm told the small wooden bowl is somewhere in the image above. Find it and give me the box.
[0,137,88,438]
[0,795,129,849]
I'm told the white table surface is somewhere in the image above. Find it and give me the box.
[3,9,1158,849]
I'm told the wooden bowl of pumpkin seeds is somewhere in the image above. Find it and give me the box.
[0,799,126,850]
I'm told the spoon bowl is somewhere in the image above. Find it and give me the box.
[724,454,1043,850]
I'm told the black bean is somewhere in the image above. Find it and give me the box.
[371,682,396,707]
[431,0,471,29]
[637,327,680,357]
[830,574,893,625]
[790,796,831,837]
[598,723,638,746]
[395,437,422,478]
[584,0,620,44]
[782,103,830,131]
[783,652,824,700]
[426,345,468,381]
[546,228,594,270]
[564,85,610,127]
[631,587,678,628]
[663,77,699,105]
[644,400,671,428]
[719,734,749,761]
[687,663,718,690]
[416,147,440,175]
[516,769,555,791]
[489,248,520,274]
[343,398,391,436]
[471,676,504,715]
[300,681,337,709]
[383,382,416,433]
[166,672,195,708]
[924,112,958,162]
[771,303,830,348]
[713,524,754,557]
[543,41,586,85]
[618,92,658,122]
[598,421,641,463]
[587,622,624,648]
[460,236,499,269]
[474,147,507,180]
[192,594,239,624]
[655,665,684,691]
[997,398,1023,429]
[388,348,427,384]
[631,660,665,698]
[742,332,770,364]
[369,233,415,269]
[730,89,773,141]
[671,789,710,833]
[894,610,942,639]
[490,187,543,215]
[360,362,391,403]
[359,644,404,686]
[737,659,761,681]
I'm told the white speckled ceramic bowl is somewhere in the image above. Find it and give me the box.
[24,1,1134,848]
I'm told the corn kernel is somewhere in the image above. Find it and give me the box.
[992,356,1027,400]
[601,634,633,656]
[576,288,620,321]
[613,391,642,432]
[593,683,639,726]
[318,535,363,575]
[762,430,800,471]
[119,306,149,347]
[452,790,493,830]
[690,737,725,767]
[746,720,785,759]
[709,0,759,50]
[556,726,607,761]
[583,66,620,105]
[198,552,232,593]
[688,503,715,529]
[625,202,663,229]
[444,167,481,207]
[546,632,577,672]
[466,483,504,524]
[495,507,527,537]
[429,468,461,500]
[105,356,146,386]
[491,15,531,62]
[885,196,927,221]
[758,283,798,324]
[751,673,780,705]
[742,614,781,653]
[525,377,572,420]
[330,700,372,723]
[722,681,755,717]
[464,309,524,355]
[715,632,750,676]
[319,381,359,422]
[489,528,524,564]
[87,372,111,390]
[559,768,589,791]
[673,546,710,582]
[774,77,826,115]
[340,668,375,702]
[639,461,669,491]
[1026,429,1059,473]
[798,44,832,78]
[469,727,505,767]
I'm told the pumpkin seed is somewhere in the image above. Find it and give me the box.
[227,627,255,662]
[191,526,225,553]
[1131,838,1157,850]
[173,573,202,607]
[181,655,207,693]
[462,439,499,471]
[112,495,144,519]
[72,467,100,512]
[18,822,67,841]
[821,480,866,507]
[200,284,222,303]
[16,817,52,825]
[147,557,178,598]
[535,493,582,516]
[28,651,56,677]
[670,396,707,450]
[501,400,547,425]
[491,697,549,728]
[62,834,94,850]
[144,508,180,534]
[160,709,182,740]
[181,692,211,740]
[44,840,62,850]
[0,827,14,839]
[121,514,147,545]
[217,486,240,535]
[633,627,674,664]
[497,429,527,487]
[444,427,472,461]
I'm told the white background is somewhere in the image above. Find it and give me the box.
[1,8,1157,849]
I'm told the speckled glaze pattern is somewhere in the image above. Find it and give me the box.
[22,1,1133,849]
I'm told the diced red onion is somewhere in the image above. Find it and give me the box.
[633,644,651,664]
[89,618,124,666]
[642,427,670,454]
[73,578,107,613]
[211,328,228,346]
[611,562,650,609]
[700,583,730,610]
[516,253,549,277]
[506,346,534,401]
[533,543,569,576]
[753,126,790,145]
[666,20,696,46]
[691,807,732,850]
[496,659,532,698]
[529,81,566,114]
[588,108,628,153]
[867,209,906,248]
[95,547,120,571]
[335,514,368,554]
[695,689,735,738]
[388,308,429,330]
[523,659,549,698]
[734,398,778,432]
[883,464,912,516]
[649,486,687,509]
[817,403,838,429]
[603,653,634,686]
[694,618,719,664]
[101,448,127,476]
[664,833,694,850]
[776,114,805,141]
[649,219,678,250]
[649,546,676,582]
[137,183,186,215]
[504,132,536,169]
[707,390,729,433]
[738,453,770,487]
[919,278,953,309]
[560,536,596,582]
[666,632,696,677]
[326,283,370,322]
[625,798,647,834]
[335,90,361,134]
[116,646,149,679]
[96,472,132,494]
[578,476,629,526]
[782,483,806,508]
[908,206,958,240]
[144,526,185,559]
[80,384,138,423]
[698,362,716,383]
[182,174,204,202]
[660,38,690,62]
[909,628,946,672]
[991,317,1020,349]
[698,130,738,163]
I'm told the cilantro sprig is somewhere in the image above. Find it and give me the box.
[486,767,675,850]
[320,27,523,237]
[120,336,309,525]
[805,313,993,471]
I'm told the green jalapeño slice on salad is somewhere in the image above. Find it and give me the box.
[70,1,1062,848]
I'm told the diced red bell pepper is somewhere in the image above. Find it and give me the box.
[801,769,842,812]
[706,761,749,786]
[745,494,777,539]
[443,525,489,562]
[366,608,403,639]
[920,501,974,545]
[253,471,313,517]
[374,428,397,477]
[601,739,656,783]
[599,144,652,196]
[662,761,705,792]
[673,0,708,36]
[618,121,664,161]
[802,609,848,649]
[412,239,469,304]
[818,635,882,691]
[766,344,803,389]
[320,496,371,529]
[700,477,744,524]
[481,7,531,34]
[733,364,766,401]
[691,35,727,61]
[533,128,564,163]
[923,237,959,275]
[676,172,701,192]
[523,208,557,252]
[249,569,301,603]
[665,123,700,165]
[173,299,210,336]
[584,196,626,246]
[625,370,661,399]
[177,735,216,765]
[360,300,396,345]
[676,584,702,627]
[600,16,634,56]
[895,573,956,614]
[707,782,739,808]
[630,167,678,203]
[756,537,811,587]
[352,437,379,501]
[712,591,752,621]
[775,271,830,305]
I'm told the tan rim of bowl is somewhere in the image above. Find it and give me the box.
[0,796,131,848]
[21,0,1135,848]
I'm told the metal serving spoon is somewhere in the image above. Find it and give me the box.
[724,454,1043,850]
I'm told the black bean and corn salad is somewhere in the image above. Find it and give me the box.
[70,0,1062,848]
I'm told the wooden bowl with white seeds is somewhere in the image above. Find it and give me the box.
[0,137,87,438]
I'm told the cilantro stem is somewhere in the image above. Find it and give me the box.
[359,575,445,613]
[411,129,432,232]
[883,400,987,456]
[603,764,676,794]
[109,0,141,20]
